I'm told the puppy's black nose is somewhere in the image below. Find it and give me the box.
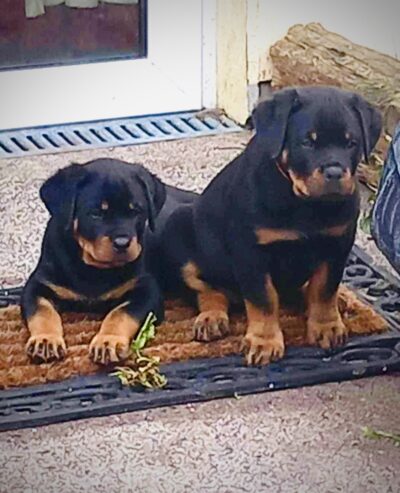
[113,236,131,252]
[323,165,345,181]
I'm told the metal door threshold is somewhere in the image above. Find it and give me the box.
[0,111,241,158]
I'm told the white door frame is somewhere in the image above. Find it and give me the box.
[0,0,217,131]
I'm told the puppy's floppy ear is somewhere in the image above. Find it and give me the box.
[137,170,166,232]
[252,88,299,159]
[351,95,382,163]
[40,163,86,229]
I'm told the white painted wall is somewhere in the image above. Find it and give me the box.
[259,0,400,59]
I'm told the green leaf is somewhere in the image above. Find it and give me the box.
[359,212,372,234]
[362,426,400,445]
[131,312,157,352]
[109,312,167,390]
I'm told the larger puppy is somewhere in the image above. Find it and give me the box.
[22,158,166,364]
[149,87,382,365]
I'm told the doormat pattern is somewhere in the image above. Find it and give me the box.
[0,246,399,431]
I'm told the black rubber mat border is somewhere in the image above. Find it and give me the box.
[1,245,399,432]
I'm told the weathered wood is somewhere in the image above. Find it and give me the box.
[270,23,400,135]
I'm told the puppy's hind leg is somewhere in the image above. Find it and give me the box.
[195,289,230,341]
[182,262,230,342]
[161,204,231,341]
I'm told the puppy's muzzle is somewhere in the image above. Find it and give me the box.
[289,164,355,199]
[320,163,354,196]
[113,235,132,253]
[322,163,345,182]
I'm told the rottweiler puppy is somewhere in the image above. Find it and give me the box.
[148,86,382,365]
[22,158,166,364]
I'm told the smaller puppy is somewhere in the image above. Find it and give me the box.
[22,158,165,364]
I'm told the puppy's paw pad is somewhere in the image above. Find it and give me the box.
[89,334,130,365]
[241,332,285,366]
[307,317,348,349]
[26,334,66,362]
[193,310,230,342]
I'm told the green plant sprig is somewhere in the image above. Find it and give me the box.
[362,426,400,446]
[110,312,167,389]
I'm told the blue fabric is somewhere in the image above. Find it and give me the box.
[371,124,400,273]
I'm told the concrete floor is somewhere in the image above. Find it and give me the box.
[0,133,399,493]
[0,378,399,493]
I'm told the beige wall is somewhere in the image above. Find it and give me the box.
[216,0,248,124]
[216,0,267,124]
[216,0,400,124]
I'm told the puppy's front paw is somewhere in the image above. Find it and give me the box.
[89,333,130,365]
[307,314,348,349]
[241,330,285,365]
[193,310,230,341]
[26,333,66,362]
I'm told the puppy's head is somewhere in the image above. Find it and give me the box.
[40,158,166,268]
[252,86,382,200]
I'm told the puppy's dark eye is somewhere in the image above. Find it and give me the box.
[302,137,315,148]
[346,139,357,149]
[129,203,143,214]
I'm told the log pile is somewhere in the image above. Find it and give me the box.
[270,23,400,136]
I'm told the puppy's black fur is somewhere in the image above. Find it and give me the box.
[147,86,382,365]
[22,158,166,364]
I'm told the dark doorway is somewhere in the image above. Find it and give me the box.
[0,0,147,70]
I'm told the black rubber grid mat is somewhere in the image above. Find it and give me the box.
[0,245,399,431]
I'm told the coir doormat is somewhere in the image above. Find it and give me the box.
[0,286,388,389]
[0,247,400,431]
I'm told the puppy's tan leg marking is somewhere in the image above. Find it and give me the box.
[89,302,140,365]
[26,297,66,362]
[242,276,284,365]
[306,263,347,349]
[194,290,230,341]
[182,261,230,342]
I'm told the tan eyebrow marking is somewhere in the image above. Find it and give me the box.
[310,132,317,141]
[345,132,351,140]
[101,201,109,211]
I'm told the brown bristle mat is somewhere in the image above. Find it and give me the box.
[0,285,387,389]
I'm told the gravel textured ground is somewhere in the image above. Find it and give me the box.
[0,378,399,493]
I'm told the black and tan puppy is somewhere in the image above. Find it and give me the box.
[22,158,166,364]
[148,86,382,365]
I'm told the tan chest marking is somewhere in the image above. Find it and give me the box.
[99,278,137,301]
[47,278,137,302]
[255,228,302,246]
[47,284,83,301]
[320,223,350,237]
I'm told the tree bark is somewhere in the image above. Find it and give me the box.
[270,23,400,135]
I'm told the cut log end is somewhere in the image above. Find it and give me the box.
[269,23,400,136]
